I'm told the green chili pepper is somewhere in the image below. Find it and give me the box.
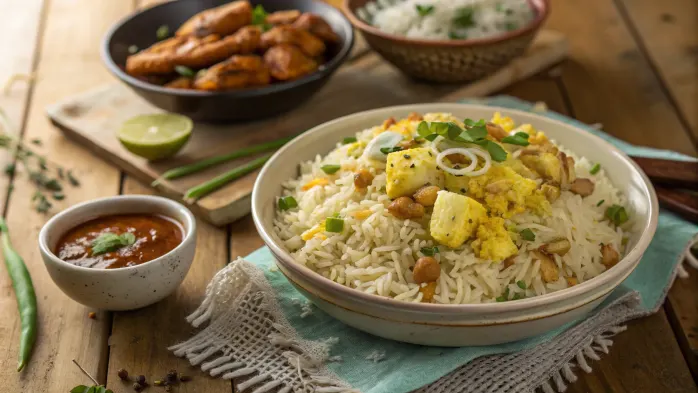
[0,217,37,371]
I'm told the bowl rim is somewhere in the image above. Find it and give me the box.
[38,195,197,273]
[251,102,659,314]
[342,0,549,47]
[100,0,355,98]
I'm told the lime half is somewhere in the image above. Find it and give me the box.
[117,113,193,161]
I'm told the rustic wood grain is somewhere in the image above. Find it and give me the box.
[566,312,698,393]
[47,32,566,226]
[546,0,697,157]
[0,0,128,391]
[106,178,231,393]
[615,0,698,141]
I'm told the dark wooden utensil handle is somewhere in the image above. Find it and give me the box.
[655,187,698,224]
[631,156,698,190]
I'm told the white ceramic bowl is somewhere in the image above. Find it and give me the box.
[252,103,658,346]
[39,195,197,311]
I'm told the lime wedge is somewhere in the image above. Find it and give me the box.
[117,113,193,161]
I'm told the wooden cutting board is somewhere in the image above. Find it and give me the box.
[46,30,567,226]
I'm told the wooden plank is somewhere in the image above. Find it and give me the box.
[46,31,567,226]
[616,0,698,141]
[106,178,231,393]
[0,0,129,391]
[230,215,265,261]
[546,0,697,157]
[567,312,698,393]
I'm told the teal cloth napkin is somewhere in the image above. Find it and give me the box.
[245,96,698,393]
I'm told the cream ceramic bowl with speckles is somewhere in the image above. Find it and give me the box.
[39,195,196,311]
[252,103,658,346]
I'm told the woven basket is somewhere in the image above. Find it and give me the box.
[343,0,550,83]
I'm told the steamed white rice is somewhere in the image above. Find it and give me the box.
[273,113,635,304]
[357,0,535,40]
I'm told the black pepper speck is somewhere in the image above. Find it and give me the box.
[460,188,466,193]
[410,164,415,168]
[403,154,411,159]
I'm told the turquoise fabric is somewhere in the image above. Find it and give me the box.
[245,96,698,393]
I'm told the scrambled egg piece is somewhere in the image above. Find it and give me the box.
[386,147,444,199]
[302,178,330,191]
[491,112,516,132]
[519,152,561,183]
[301,222,327,241]
[466,165,550,218]
[345,141,365,157]
[471,217,518,262]
[374,117,418,138]
[430,191,487,248]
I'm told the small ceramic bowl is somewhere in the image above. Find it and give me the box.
[343,0,549,83]
[252,103,658,346]
[39,195,197,311]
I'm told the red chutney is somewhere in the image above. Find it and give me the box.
[55,214,183,269]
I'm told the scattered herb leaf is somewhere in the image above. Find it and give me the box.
[605,204,628,226]
[380,146,403,154]
[52,192,65,200]
[91,232,137,255]
[415,4,435,16]
[4,163,15,175]
[453,6,475,28]
[30,138,42,146]
[589,163,601,175]
[596,199,605,207]
[156,25,170,40]
[251,4,268,25]
[505,22,518,31]
[496,286,510,302]
[501,133,530,146]
[342,136,358,144]
[516,280,527,289]
[420,246,439,256]
[67,170,80,186]
[520,228,536,241]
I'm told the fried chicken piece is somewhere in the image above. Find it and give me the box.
[292,13,339,43]
[263,44,318,81]
[172,26,261,68]
[176,0,252,37]
[165,77,194,89]
[266,10,301,25]
[193,55,270,91]
[125,36,187,75]
[261,25,325,57]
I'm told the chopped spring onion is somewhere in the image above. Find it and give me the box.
[589,163,601,175]
[156,25,169,40]
[278,196,298,211]
[517,280,527,289]
[520,228,536,241]
[380,146,402,154]
[153,135,293,185]
[596,199,605,207]
[496,287,510,302]
[174,65,195,78]
[321,165,341,174]
[420,246,439,256]
[325,217,344,233]
[183,154,271,202]
[605,204,629,226]
[342,136,357,144]
[415,4,434,16]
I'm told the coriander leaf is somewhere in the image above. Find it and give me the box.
[520,228,535,241]
[156,25,169,40]
[174,65,195,77]
[321,164,341,174]
[417,121,431,138]
[501,134,530,146]
[424,134,439,141]
[415,4,434,16]
[380,146,402,154]
[86,387,97,393]
[474,140,507,162]
[453,6,475,28]
[251,4,268,25]
[514,132,530,139]
[96,387,107,393]
[91,232,137,256]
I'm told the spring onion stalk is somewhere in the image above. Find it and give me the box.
[183,154,271,202]
[152,136,293,186]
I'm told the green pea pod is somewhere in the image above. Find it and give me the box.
[0,217,37,372]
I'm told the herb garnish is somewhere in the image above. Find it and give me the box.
[91,232,136,256]
[342,136,358,144]
[417,119,508,162]
[174,65,195,77]
[415,4,435,16]
[501,132,530,146]
[589,163,601,175]
[596,199,605,207]
[321,164,341,174]
[517,280,527,289]
[605,204,628,226]
[420,246,439,256]
[156,25,169,40]
[520,228,536,241]
[251,4,272,30]
[278,196,298,211]
[70,359,113,393]
[380,146,403,154]
[453,7,475,28]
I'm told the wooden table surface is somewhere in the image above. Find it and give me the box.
[0,0,696,392]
